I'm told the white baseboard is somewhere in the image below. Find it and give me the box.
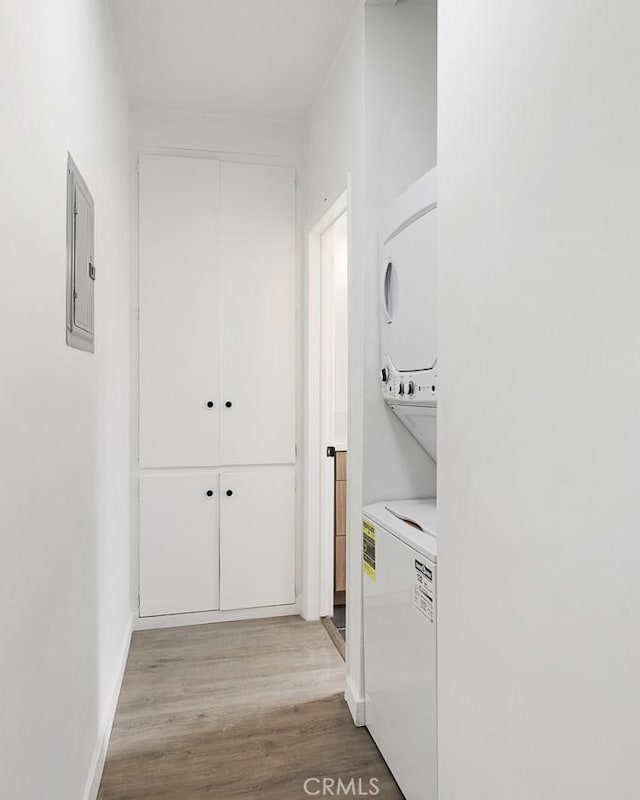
[345,674,366,727]
[83,611,134,800]
[135,602,300,630]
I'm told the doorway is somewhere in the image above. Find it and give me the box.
[322,207,349,645]
[304,190,349,648]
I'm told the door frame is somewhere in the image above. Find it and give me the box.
[303,189,349,621]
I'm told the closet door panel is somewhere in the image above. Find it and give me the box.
[139,473,220,617]
[139,155,220,468]
[219,162,296,465]
[219,469,296,610]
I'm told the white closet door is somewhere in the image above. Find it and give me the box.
[219,469,296,610]
[139,155,220,468]
[219,162,296,465]
[139,473,219,617]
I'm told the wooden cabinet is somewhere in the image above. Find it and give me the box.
[334,451,347,602]
[138,154,296,618]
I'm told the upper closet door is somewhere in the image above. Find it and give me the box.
[219,162,296,465]
[139,155,221,468]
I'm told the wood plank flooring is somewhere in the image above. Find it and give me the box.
[98,616,403,800]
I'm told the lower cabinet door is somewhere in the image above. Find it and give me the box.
[139,473,219,617]
[219,468,296,610]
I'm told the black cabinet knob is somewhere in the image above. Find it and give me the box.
[206,401,214,408]
[225,401,232,408]
[226,489,233,497]
[206,490,214,497]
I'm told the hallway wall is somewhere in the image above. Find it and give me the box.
[307,0,438,723]
[307,4,367,721]
[0,2,132,798]
[362,0,438,504]
[130,107,306,159]
[438,2,640,797]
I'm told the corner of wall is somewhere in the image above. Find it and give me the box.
[83,612,135,800]
[345,674,367,726]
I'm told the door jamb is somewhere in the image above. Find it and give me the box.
[303,189,349,621]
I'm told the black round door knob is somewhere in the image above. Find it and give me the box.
[206,401,214,408]
[225,401,232,408]
[206,490,214,497]
[226,489,233,497]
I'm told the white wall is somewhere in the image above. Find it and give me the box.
[362,0,438,504]
[307,0,437,722]
[307,11,365,227]
[0,2,132,798]
[130,107,307,159]
[331,212,349,448]
[438,3,640,798]
[307,5,367,721]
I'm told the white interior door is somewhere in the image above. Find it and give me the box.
[139,154,221,468]
[219,468,296,610]
[139,473,220,617]
[219,161,296,465]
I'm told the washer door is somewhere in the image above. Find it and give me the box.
[381,206,437,372]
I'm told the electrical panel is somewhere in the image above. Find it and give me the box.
[66,154,95,352]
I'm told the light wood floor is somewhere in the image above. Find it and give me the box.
[98,616,403,800]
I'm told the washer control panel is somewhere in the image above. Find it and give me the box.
[381,358,437,405]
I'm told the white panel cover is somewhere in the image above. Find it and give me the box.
[389,403,437,461]
[219,468,296,610]
[139,155,221,468]
[139,473,219,616]
[219,161,296,465]
[73,184,95,334]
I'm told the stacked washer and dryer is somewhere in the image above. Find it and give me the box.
[363,168,438,800]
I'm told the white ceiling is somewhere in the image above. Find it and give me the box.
[109,0,361,120]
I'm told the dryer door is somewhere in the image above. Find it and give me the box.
[381,206,437,372]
